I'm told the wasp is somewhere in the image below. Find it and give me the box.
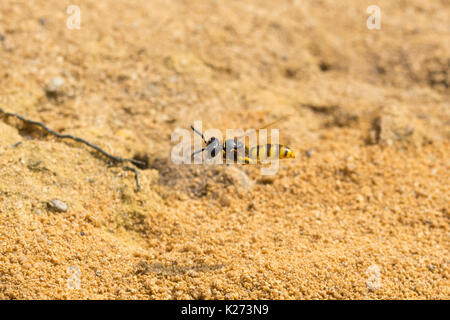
[190,117,295,164]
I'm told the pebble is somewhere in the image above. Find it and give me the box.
[219,194,232,207]
[47,199,68,212]
[46,77,65,93]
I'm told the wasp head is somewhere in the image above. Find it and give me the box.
[205,137,222,158]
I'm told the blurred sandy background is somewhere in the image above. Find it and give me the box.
[0,0,448,299]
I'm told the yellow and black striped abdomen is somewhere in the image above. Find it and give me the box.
[248,144,295,161]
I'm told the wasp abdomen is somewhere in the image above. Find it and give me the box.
[279,145,295,159]
[249,144,295,160]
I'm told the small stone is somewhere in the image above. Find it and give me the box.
[356,194,365,203]
[366,265,381,291]
[95,270,102,276]
[219,195,232,207]
[258,176,276,185]
[46,77,65,93]
[47,199,68,212]
[345,162,357,172]
[305,149,314,158]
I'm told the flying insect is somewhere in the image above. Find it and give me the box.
[190,116,295,164]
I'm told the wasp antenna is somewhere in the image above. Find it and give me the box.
[191,125,207,143]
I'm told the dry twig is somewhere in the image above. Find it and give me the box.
[0,108,144,190]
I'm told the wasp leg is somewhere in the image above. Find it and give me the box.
[237,155,255,164]
[191,148,205,160]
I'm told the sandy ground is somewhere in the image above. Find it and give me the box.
[0,0,449,299]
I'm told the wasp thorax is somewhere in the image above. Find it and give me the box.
[224,139,245,151]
